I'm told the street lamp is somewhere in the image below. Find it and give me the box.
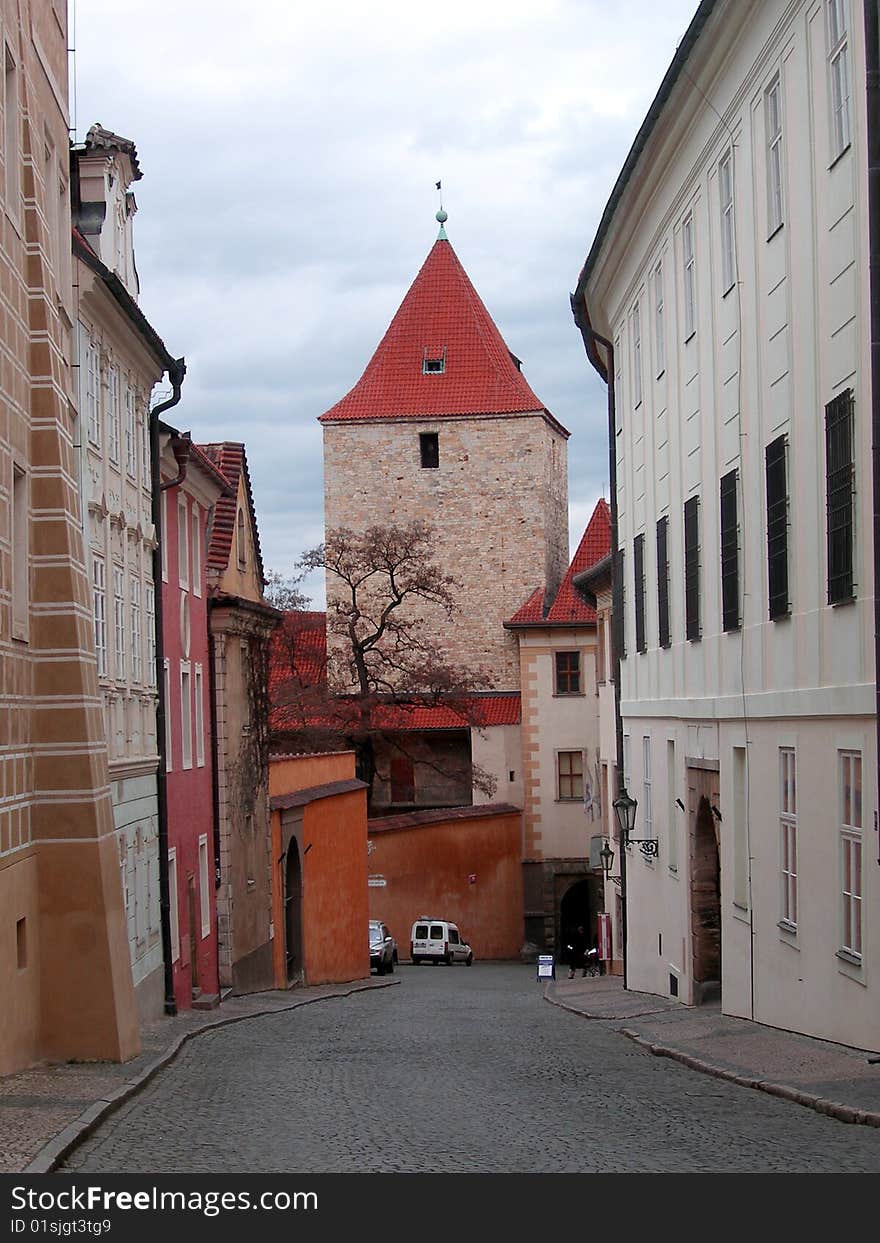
[612,786,659,859]
[599,838,615,879]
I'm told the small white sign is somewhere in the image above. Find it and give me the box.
[368,876,387,888]
[537,954,555,980]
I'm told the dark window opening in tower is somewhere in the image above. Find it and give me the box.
[419,433,439,469]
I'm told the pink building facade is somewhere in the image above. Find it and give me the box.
[159,429,228,1009]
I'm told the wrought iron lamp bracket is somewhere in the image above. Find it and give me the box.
[627,837,659,859]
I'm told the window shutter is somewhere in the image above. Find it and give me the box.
[684,496,701,641]
[616,548,626,660]
[657,515,670,648]
[634,534,646,653]
[765,435,789,619]
[720,469,740,631]
[826,389,855,603]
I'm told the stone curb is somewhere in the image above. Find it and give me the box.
[542,987,880,1129]
[22,978,399,1175]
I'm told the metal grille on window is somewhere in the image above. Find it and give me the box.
[634,533,646,653]
[765,435,789,619]
[720,469,740,631]
[656,515,670,648]
[825,388,855,604]
[616,547,626,659]
[684,496,701,641]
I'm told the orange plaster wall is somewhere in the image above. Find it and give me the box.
[270,752,369,987]
[366,811,523,960]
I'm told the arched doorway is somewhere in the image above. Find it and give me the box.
[691,792,721,1003]
[285,839,303,983]
[559,878,593,963]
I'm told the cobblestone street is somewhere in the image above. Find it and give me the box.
[61,965,880,1174]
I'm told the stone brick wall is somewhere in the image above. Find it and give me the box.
[323,413,568,690]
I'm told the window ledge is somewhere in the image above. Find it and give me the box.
[721,282,736,299]
[828,142,852,172]
[767,222,784,243]
[836,947,862,968]
[656,368,665,381]
[777,919,798,940]
[553,691,585,699]
[684,330,696,345]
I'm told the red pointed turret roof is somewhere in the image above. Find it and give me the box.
[506,498,611,628]
[320,236,568,434]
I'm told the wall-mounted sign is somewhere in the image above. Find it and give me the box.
[368,876,386,888]
[597,912,612,960]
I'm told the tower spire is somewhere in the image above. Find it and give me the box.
[435,179,448,239]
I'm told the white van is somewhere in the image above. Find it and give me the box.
[410,917,474,966]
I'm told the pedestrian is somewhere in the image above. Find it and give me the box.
[566,924,590,979]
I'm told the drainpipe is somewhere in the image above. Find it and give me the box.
[570,296,628,991]
[865,0,880,868]
[150,358,186,1016]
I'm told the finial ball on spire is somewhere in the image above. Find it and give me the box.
[436,209,448,224]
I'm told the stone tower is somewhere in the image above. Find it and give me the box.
[320,220,569,690]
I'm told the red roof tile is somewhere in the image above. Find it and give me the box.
[506,498,611,627]
[199,442,266,585]
[319,238,568,435]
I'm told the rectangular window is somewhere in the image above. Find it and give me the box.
[720,469,740,631]
[682,213,696,339]
[130,576,141,683]
[733,746,748,907]
[79,325,100,447]
[180,663,192,770]
[826,388,855,603]
[596,614,606,684]
[642,736,653,848]
[633,533,646,653]
[5,46,19,216]
[140,411,150,483]
[419,432,439,469]
[555,650,581,694]
[199,834,211,937]
[194,663,205,767]
[656,515,670,649]
[827,0,852,160]
[105,365,119,465]
[191,503,201,597]
[766,76,784,234]
[124,382,137,478]
[178,495,189,590]
[684,496,701,641]
[839,749,862,957]
[617,548,627,660]
[719,151,736,294]
[168,847,180,963]
[113,566,126,679]
[145,585,156,686]
[92,556,107,676]
[557,751,584,801]
[161,490,168,583]
[11,465,28,641]
[667,740,677,873]
[163,658,172,771]
[654,260,665,377]
[779,748,797,927]
[632,301,643,407]
[766,435,790,618]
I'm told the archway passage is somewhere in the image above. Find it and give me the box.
[285,841,303,983]
[691,792,721,1003]
[559,878,593,967]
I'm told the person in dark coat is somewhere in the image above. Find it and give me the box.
[566,924,590,979]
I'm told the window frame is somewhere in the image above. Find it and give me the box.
[180,661,193,771]
[656,515,670,649]
[11,464,29,643]
[827,0,852,163]
[654,259,665,378]
[168,847,180,962]
[779,747,797,929]
[839,749,862,958]
[191,503,201,598]
[825,388,855,604]
[633,532,646,653]
[766,435,790,619]
[719,150,736,295]
[557,750,585,802]
[765,75,784,236]
[92,554,107,677]
[554,650,582,696]
[632,299,643,408]
[198,834,211,938]
[682,212,696,340]
[419,432,439,469]
[178,494,190,591]
[130,574,141,684]
[194,663,205,768]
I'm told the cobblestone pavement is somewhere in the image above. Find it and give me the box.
[63,964,880,1173]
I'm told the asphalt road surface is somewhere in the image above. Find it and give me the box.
[62,963,880,1173]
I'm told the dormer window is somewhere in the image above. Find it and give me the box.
[422,346,446,375]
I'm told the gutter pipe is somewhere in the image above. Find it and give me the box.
[150,358,186,1016]
[570,295,628,991]
[865,0,880,867]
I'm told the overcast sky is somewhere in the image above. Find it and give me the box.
[73,0,697,605]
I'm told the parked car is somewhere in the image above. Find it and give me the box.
[410,917,474,966]
[369,920,397,975]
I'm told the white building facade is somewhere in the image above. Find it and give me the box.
[575,0,878,1049]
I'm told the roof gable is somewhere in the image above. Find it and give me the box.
[506,498,611,628]
[199,442,266,586]
[320,237,566,432]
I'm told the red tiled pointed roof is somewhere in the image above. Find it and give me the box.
[199,442,266,586]
[505,498,611,628]
[319,237,568,435]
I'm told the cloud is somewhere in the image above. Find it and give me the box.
[73,0,697,584]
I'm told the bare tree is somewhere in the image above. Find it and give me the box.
[263,569,309,612]
[271,521,497,807]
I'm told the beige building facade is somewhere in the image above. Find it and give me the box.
[1,0,138,1075]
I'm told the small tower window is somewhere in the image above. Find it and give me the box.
[420,433,439,469]
[422,346,446,375]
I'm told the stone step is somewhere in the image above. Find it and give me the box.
[191,993,221,1011]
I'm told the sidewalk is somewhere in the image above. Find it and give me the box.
[1,977,398,1174]
[545,974,880,1126]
